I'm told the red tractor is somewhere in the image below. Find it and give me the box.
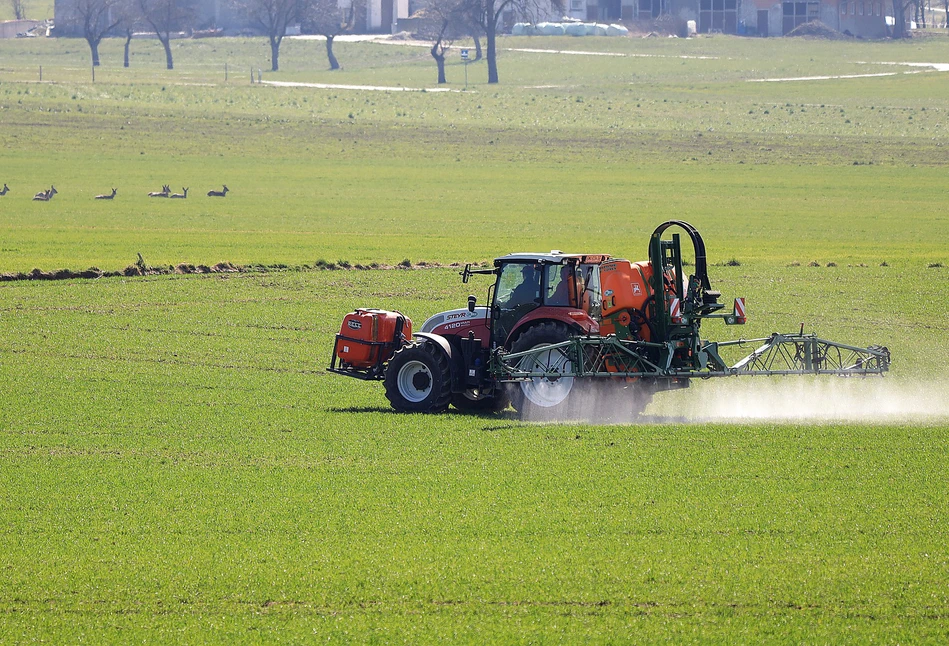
[329,221,889,415]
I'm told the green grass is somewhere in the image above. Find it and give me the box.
[2,269,948,641]
[1,36,948,273]
[1,34,949,642]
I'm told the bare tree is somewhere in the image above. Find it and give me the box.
[461,0,560,83]
[301,0,358,70]
[237,0,301,71]
[137,0,195,69]
[67,0,124,66]
[121,19,137,67]
[429,22,452,84]
[111,0,142,67]
[416,0,468,84]
[468,21,483,60]
[890,0,910,36]
[10,0,26,19]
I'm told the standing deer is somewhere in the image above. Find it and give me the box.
[207,185,229,197]
[33,186,57,201]
[170,187,188,199]
[0,183,9,196]
[148,185,170,198]
[95,188,118,200]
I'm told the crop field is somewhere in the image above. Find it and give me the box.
[1,33,949,642]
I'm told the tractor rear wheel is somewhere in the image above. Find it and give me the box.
[384,341,452,413]
[507,322,577,418]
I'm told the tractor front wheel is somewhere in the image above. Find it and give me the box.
[384,341,452,413]
[507,322,577,419]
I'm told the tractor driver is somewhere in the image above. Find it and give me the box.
[508,263,542,307]
[547,264,575,307]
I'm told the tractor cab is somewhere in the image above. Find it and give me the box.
[489,252,609,347]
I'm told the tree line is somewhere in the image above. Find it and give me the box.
[58,0,562,83]
[55,0,937,84]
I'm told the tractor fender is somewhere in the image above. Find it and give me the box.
[506,307,598,348]
[413,332,453,359]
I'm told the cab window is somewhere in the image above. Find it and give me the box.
[545,264,575,307]
[578,264,602,320]
[495,263,541,309]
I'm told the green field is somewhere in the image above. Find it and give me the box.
[2,33,949,642]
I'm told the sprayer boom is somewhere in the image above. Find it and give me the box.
[491,333,889,386]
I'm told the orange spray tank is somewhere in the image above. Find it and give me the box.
[598,260,677,342]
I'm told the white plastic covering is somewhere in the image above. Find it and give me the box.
[512,21,627,36]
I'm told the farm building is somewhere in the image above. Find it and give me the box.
[558,0,901,37]
[51,0,905,39]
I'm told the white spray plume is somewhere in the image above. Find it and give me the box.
[519,378,949,425]
[651,378,949,423]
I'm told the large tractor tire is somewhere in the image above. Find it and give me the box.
[507,322,578,419]
[384,341,452,413]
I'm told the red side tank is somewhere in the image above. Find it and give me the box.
[336,309,412,368]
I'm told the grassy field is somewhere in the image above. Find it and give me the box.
[1,34,949,642]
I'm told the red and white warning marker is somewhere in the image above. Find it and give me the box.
[670,297,682,324]
[733,297,746,324]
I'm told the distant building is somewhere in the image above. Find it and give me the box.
[552,0,903,37]
[51,0,906,40]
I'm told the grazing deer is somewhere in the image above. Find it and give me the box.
[0,183,9,196]
[95,188,117,200]
[148,185,170,198]
[33,186,57,201]
[170,187,188,199]
[207,185,229,197]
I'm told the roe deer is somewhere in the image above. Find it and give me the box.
[207,185,229,197]
[95,188,118,200]
[0,183,9,196]
[170,187,188,199]
[33,186,57,201]
[148,185,170,197]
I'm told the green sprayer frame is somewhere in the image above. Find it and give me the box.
[491,333,890,383]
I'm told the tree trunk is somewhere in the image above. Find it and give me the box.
[124,31,133,67]
[87,37,102,66]
[160,34,174,69]
[271,36,281,72]
[432,44,446,84]
[486,18,498,83]
[891,0,906,36]
[326,36,340,70]
[473,35,482,61]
